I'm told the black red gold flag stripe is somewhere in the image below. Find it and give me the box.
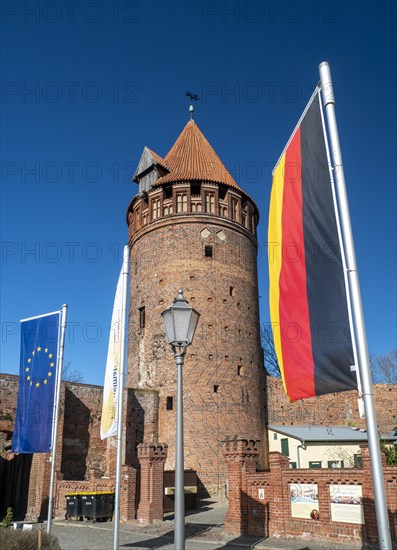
[268,90,357,401]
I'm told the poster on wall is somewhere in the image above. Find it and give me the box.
[289,483,319,520]
[330,484,364,524]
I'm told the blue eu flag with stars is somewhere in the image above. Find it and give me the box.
[12,311,60,453]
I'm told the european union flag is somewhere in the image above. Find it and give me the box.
[12,311,60,453]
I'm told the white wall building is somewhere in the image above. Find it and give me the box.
[268,425,396,469]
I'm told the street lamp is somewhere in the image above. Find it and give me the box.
[161,289,200,550]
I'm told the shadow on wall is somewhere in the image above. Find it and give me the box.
[0,452,32,521]
[196,474,211,500]
[362,497,397,547]
[60,388,90,480]
[125,389,146,469]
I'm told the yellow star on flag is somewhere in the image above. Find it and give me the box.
[35,382,40,387]
[27,376,31,381]
[30,381,33,386]
[28,358,31,363]
[37,346,41,351]
[25,367,29,372]
[48,371,52,376]
[50,362,54,367]
[32,351,35,355]
[48,353,53,358]
[45,348,48,353]
[44,379,48,384]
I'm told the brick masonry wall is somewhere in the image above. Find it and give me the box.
[3,374,396,446]
[60,382,106,479]
[54,465,136,521]
[2,374,396,521]
[137,443,167,523]
[124,388,159,470]
[0,374,19,435]
[127,217,267,495]
[266,377,397,434]
[224,442,397,545]
[0,375,106,476]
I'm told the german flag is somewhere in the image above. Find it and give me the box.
[268,90,357,401]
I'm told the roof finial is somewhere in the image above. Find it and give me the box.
[185,91,200,120]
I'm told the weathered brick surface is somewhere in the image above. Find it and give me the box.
[60,382,106,479]
[137,442,167,523]
[54,465,137,521]
[2,371,396,523]
[25,453,51,521]
[223,438,260,533]
[224,442,397,545]
[267,377,397,434]
[127,211,267,495]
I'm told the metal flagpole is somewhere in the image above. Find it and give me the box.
[113,245,130,550]
[47,304,68,535]
[175,352,185,550]
[319,61,392,550]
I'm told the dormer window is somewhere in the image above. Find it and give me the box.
[133,146,170,194]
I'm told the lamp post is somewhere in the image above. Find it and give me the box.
[161,290,200,550]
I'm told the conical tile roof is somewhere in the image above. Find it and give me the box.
[154,119,240,189]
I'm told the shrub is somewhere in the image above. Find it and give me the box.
[0,529,60,550]
[1,508,13,529]
[381,443,397,465]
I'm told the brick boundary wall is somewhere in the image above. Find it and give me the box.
[223,439,397,546]
[54,466,136,522]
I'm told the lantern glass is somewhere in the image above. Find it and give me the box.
[186,309,199,344]
[161,290,200,347]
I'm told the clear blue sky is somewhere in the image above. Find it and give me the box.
[1,1,396,386]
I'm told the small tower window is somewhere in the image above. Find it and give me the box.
[237,366,243,376]
[204,245,213,258]
[213,385,219,393]
[151,198,160,220]
[176,193,188,213]
[139,306,145,329]
[135,205,141,228]
[205,193,215,214]
[231,198,238,221]
[166,396,173,410]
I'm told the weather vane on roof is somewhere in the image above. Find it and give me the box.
[185,91,200,119]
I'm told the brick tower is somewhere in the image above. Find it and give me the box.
[126,115,267,495]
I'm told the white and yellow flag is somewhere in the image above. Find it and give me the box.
[100,268,123,439]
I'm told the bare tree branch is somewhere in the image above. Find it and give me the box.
[261,324,281,378]
[370,350,397,385]
[62,360,85,384]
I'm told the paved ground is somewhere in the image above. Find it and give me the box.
[49,500,370,550]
